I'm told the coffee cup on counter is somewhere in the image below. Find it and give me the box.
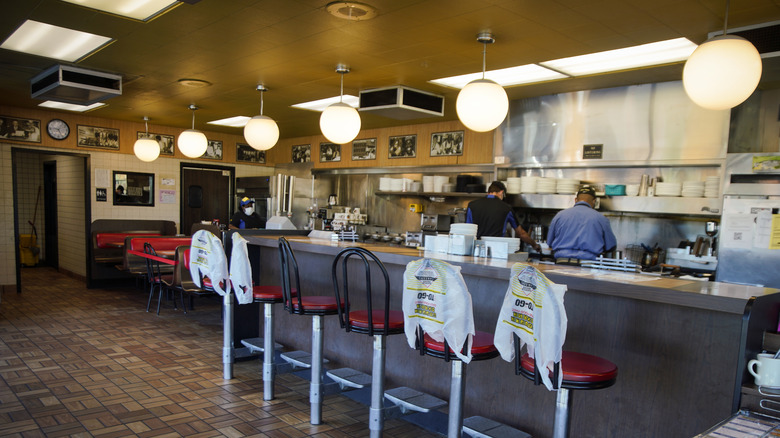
[748,353,780,387]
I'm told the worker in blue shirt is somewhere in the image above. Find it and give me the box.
[547,185,617,260]
[466,181,541,251]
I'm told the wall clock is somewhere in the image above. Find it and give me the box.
[46,118,70,140]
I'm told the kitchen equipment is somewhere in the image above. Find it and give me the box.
[604,185,626,196]
[328,193,338,206]
[638,174,649,196]
[716,153,780,288]
[421,214,452,232]
[405,231,423,248]
[529,224,546,243]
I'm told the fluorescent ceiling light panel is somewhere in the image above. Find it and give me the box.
[0,20,112,62]
[38,100,106,112]
[540,37,697,76]
[60,0,180,21]
[208,116,251,127]
[292,95,360,112]
[430,64,568,89]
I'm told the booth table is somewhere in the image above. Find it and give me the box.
[245,235,780,438]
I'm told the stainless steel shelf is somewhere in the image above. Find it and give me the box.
[376,191,485,198]
[508,193,722,216]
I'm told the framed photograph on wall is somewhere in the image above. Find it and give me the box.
[388,134,416,158]
[431,130,464,157]
[202,140,223,160]
[352,138,377,160]
[0,116,41,143]
[236,142,266,164]
[320,142,341,162]
[77,125,119,150]
[137,131,174,156]
[292,144,311,163]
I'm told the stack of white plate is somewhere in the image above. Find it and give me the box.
[705,176,720,198]
[626,184,640,196]
[450,223,478,236]
[433,175,449,192]
[519,176,538,193]
[390,178,404,191]
[379,177,393,191]
[556,178,580,194]
[681,180,705,198]
[655,182,682,197]
[480,236,520,252]
[423,175,435,192]
[536,178,558,194]
[506,177,522,194]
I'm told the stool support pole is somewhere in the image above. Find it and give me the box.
[222,291,234,380]
[310,315,324,425]
[448,360,466,438]
[369,334,386,438]
[553,388,572,438]
[262,303,275,401]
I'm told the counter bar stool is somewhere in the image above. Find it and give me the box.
[389,258,528,438]
[278,236,343,425]
[494,263,617,438]
[330,247,404,437]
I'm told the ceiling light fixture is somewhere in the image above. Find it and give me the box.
[456,32,509,132]
[0,20,113,62]
[60,0,181,21]
[319,65,361,144]
[38,101,106,112]
[292,95,360,112]
[134,116,160,162]
[178,105,208,158]
[326,1,378,21]
[244,85,280,151]
[682,0,762,110]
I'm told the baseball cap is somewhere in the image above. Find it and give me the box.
[240,197,254,207]
[577,185,596,197]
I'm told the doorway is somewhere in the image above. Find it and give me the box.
[180,164,234,235]
[43,161,58,269]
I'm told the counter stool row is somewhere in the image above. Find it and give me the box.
[243,236,619,438]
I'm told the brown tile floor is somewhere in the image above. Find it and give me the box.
[0,267,439,437]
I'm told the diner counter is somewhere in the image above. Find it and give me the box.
[244,235,780,437]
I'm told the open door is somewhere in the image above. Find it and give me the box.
[181,165,233,235]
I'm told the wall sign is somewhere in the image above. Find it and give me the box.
[583,144,603,160]
[96,188,107,202]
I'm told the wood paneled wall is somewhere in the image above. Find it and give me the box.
[1,105,495,168]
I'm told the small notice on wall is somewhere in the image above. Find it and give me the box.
[770,215,780,250]
[583,144,603,159]
[160,189,176,204]
[96,188,107,202]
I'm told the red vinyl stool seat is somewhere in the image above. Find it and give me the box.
[252,285,296,302]
[520,351,618,388]
[422,331,498,360]
[348,309,405,332]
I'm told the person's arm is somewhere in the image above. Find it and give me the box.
[602,217,617,253]
[515,225,541,252]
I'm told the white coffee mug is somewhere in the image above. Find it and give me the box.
[748,353,780,387]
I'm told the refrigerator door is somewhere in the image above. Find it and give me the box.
[716,196,780,288]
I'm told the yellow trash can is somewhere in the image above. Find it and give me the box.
[19,234,39,266]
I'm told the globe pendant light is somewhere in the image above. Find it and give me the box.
[133,116,160,162]
[244,85,279,150]
[683,0,762,110]
[320,65,361,144]
[456,32,509,132]
[178,104,208,158]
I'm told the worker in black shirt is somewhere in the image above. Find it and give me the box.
[466,181,541,251]
[230,197,265,229]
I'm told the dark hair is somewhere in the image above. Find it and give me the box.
[488,181,506,193]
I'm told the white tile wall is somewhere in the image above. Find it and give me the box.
[0,141,274,289]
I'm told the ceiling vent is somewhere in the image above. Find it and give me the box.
[359,86,444,120]
[31,64,122,105]
[709,20,780,57]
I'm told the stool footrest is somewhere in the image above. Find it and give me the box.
[384,386,447,414]
[279,350,329,369]
[240,337,283,353]
[326,367,372,389]
[463,416,531,438]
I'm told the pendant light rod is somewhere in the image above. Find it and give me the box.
[188,104,198,129]
[143,116,149,134]
[335,64,349,103]
[256,84,267,115]
[723,0,730,34]
[476,32,495,80]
